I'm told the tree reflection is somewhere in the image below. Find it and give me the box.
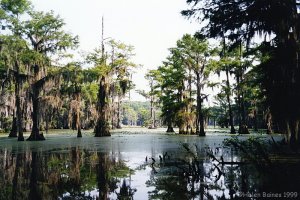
[97,152,110,200]
[146,158,209,199]
[1,144,298,200]
[116,179,136,200]
[12,150,26,200]
[0,147,134,200]
[143,143,300,200]
[28,151,41,199]
[144,146,261,200]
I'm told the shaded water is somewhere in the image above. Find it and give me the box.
[0,132,299,200]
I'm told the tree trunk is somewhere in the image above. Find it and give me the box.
[239,91,249,134]
[148,98,156,129]
[225,67,236,134]
[45,110,49,134]
[149,95,155,129]
[199,112,205,136]
[76,92,82,138]
[148,79,156,129]
[236,72,249,134]
[116,94,122,129]
[16,86,24,141]
[196,72,205,136]
[166,120,174,132]
[111,96,115,130]
[188,69,193,134]
[177,82,186,134]
[253,107,258,132]
[266,109,273,134]
[95,76,110,137]
[153,109,156,128]
[27,63,45,141]
[27,83,45,141]
[9,62,24,141]
[9,115,17,137]
[166,125,174,133]
[178,123,185,134]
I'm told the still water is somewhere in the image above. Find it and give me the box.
[0,132,299,200]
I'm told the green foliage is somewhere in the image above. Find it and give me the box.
[122,101,151,126]
[148,34,213,133]
[183,0,300,143]
[0,116,12,133]
[24,10,78,53]
[60,63,84,94]
[0,0,30,16]
[82,82,98,104]
[110,163,133,178]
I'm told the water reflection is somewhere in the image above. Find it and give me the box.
[143,144,300,200]
[0,143,299,200]
[0,147,136,200]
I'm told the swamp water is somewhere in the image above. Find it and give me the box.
[0,131,299,200]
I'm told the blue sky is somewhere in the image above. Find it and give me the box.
[30,0,200,100]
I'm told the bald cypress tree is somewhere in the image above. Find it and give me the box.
[23,11,78,140]
[183,0,300,146]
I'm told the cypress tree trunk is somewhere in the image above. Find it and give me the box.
[111,91,115,130]
[153,109,156,128]
[76,92,82,138]
[16,79,24,141]
[234,42,249,135]
[236,72,249,134]
[45,109,49,134]
[253,107,258,132]
[166,120,174,132]
[9,63,24,141]
[225,67,236,134]
[178,123,185,134]
[27,82,45,141]
[188,69,193,134]
[239,90,249,134]
[148,79,156,129]
[266,111,273,134]
[116,94,122,129]
[27,64,45,141]
[213,118,216,128]
[149,95,155,129]
[199,112,205,136]
[166,126,174,132]
[95,76,110,137]
[178,83,186,134]
[196,72,205,136]
[9,115,17,137]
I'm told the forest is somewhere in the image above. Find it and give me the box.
[1,0,300,148]
[1,0,300,199]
